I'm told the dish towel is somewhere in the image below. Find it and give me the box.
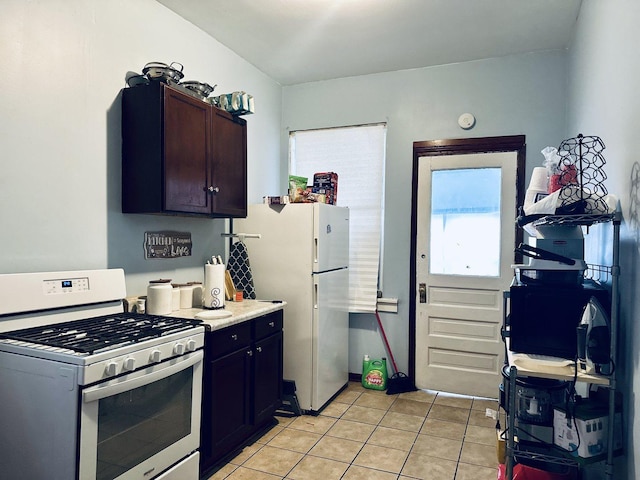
[227,240,256,299]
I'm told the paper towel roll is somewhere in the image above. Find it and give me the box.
[529,167,549,191]
[147,282,173,315]
[524,167,550,209]
[203,264,225,309]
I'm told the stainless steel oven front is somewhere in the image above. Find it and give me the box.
[79,350,203,480]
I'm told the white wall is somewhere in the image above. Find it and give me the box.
[0,0,282,295]
[567,1,640,477]
[282,51,569,374]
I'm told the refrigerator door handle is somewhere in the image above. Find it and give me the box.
[314,281,318,309]
[314,237,319,265]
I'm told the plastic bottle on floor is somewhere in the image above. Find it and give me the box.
[362,356,388,390]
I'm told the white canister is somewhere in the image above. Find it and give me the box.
[180,284,194,309]
[146,280,173,315]
[189,282,203,307]
[171,285,181,311]
[136,297,146,314]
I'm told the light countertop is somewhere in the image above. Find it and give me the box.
[168,299,286,331]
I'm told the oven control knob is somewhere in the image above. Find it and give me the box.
[150,350,162,363]
[186,339,197,352]
[174,343,185,355]
[123,357,136,371]
[105,361,118,376]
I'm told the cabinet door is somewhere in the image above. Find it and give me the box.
[202,347,252,467]
[211,109,247,217]
[122,83,164,213]
[163,88,211,214]
[253,331,283,427]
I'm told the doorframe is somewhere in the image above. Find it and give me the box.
[409,135,526,382]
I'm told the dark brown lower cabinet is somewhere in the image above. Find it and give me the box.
[200,311,283,477]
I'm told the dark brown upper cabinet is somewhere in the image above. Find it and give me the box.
[122,82,247,218]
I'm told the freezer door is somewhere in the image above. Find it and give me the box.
[314,204,349,272]
[235,204,315,276]
[311,267,349,410]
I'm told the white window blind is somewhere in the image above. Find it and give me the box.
[289,124,386,313]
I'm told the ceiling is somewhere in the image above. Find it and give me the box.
[156,0,582,86]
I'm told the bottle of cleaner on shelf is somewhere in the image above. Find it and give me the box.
[362,356,388,391]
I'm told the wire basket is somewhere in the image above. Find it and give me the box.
[556,134,609,214]
[584,264,612,284]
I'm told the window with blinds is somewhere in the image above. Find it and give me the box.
[289,124,386,313]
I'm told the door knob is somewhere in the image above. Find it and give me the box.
[419,283,427,303]
[208,186,220,193]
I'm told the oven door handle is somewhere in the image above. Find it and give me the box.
[82,350,203,403]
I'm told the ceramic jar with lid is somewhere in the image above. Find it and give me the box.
[179,284,195,309]
[146,279,172,315]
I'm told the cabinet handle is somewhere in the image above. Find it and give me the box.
[268,321,275,327]
[231,334,238,341]
[256,346,262,353]
[247,350,253,356]
[208,186,220,193]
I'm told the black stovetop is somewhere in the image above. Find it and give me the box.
[0,313,201,354]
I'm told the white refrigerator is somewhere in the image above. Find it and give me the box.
[234,203,349,412]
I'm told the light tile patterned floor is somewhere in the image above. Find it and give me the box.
[207,382,500,480]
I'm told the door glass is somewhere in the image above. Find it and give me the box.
[430,168,501,276]
[96,367,193,480]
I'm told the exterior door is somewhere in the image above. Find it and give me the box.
[410,136,525,398]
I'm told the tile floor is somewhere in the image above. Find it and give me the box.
[206,382,501,480]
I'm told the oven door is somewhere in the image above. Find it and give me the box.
[78,350,203,480]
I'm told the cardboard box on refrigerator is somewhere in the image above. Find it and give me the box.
[313,172,338,205]
[553,402,622,458]
[263,195,290,205]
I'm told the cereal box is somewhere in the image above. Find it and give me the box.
[313,172,338,205]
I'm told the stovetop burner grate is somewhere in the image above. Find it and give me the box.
[0,313,202,354]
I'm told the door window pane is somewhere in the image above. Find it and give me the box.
[96,368,193,480]
[430,168,501,276]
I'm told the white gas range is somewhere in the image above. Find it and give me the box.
[0,269,204,480]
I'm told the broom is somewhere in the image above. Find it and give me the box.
[375,310,417,395]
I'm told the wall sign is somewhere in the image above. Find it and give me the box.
[144,231,192,259]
